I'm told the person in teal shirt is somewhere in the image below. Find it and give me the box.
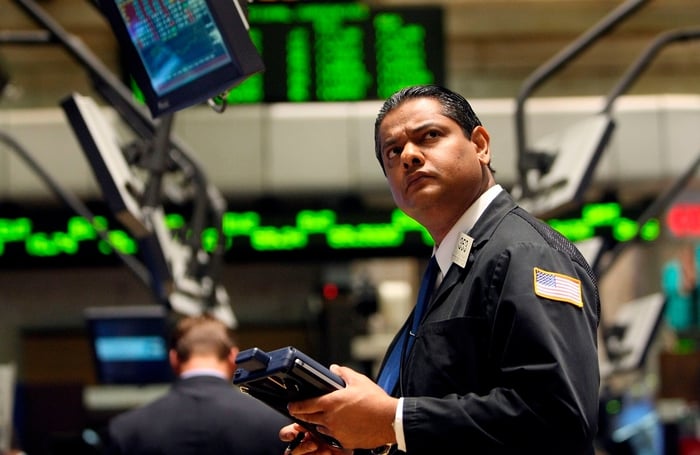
[662,242,700,332]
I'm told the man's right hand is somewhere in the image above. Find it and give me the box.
[280,423,352,455]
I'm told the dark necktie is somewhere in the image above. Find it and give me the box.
[377,256,439,394]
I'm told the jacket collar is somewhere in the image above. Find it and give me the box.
[431,191,518,304]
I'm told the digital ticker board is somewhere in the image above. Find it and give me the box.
[221,2,444,103]
[0,201,662,269]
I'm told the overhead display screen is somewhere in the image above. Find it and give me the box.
[119,0,233,96]
[211,2,444,103]
[101,0,264,116]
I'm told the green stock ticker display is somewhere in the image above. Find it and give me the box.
[0,202,660,267]
[131,3,445,104]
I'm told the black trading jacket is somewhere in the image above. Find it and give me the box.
[381,191,600,455]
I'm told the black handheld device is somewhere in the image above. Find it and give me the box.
[233,346,345,448]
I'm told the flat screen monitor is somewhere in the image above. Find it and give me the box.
[599,392,664,455]
[94,0,264,117]
[61,93,148,238]
[600,292,666,378]
[85,305,174,385]
[512,113,615,219]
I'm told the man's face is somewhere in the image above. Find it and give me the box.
[377,97,491,234]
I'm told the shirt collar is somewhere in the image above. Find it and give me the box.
[180,368,228,380]
[433,184,503,277]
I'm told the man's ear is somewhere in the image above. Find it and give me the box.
[169,349,179,372]
[228,346,240,368]
[471,125,491,164]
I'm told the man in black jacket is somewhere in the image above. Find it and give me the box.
[106,314,290,455]
[280,85,600,454]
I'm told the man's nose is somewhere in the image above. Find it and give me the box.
[402,143,424,168]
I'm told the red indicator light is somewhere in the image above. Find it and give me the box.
[322,283,339,301]
[666,204,700,237]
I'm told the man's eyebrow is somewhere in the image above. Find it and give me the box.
[380,119,446,149]
[409,120,443,133]
[380,136,398,150]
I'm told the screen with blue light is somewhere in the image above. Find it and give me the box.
[96,0,264,116]
[95,336,167,362]
[116,0,232,96]
[85,306,174,384]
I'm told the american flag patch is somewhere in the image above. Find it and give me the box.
[533,267,583,307]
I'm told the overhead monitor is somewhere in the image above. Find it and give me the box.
[600,292,666,378]
[85,305,174,385]
[512,113,615,219]
[62,93,237,328]
[93,0,264,117]
[61,92,149,237]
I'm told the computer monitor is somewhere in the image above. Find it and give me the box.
[512,113,615,219]
[601,292,666,377]
[93,0,264,117]
[61,93,148,237]
[598,391,664,455]
[62,93,238,329]
[85,305,174,385]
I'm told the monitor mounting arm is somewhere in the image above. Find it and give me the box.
[5,0,234,326]
[514,0,648,199]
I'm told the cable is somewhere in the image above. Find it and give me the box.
[0,130,152,287]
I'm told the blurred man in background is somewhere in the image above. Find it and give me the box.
[106,314,290,455]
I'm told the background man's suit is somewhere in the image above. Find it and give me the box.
[107,375,290,455]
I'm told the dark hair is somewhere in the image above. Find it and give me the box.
[374,85,487,172]
[170,314,235,362]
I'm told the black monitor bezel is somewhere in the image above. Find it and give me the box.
[84,305,174,385]
[94,0,264,117]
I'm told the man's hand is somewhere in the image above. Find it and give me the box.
[285,365,398,450]
[280,423,351,455]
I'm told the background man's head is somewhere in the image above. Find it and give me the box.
[169,314,238,377]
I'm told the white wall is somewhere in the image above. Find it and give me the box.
[1,94,699,204]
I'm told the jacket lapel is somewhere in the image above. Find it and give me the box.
[426,191,518,314]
